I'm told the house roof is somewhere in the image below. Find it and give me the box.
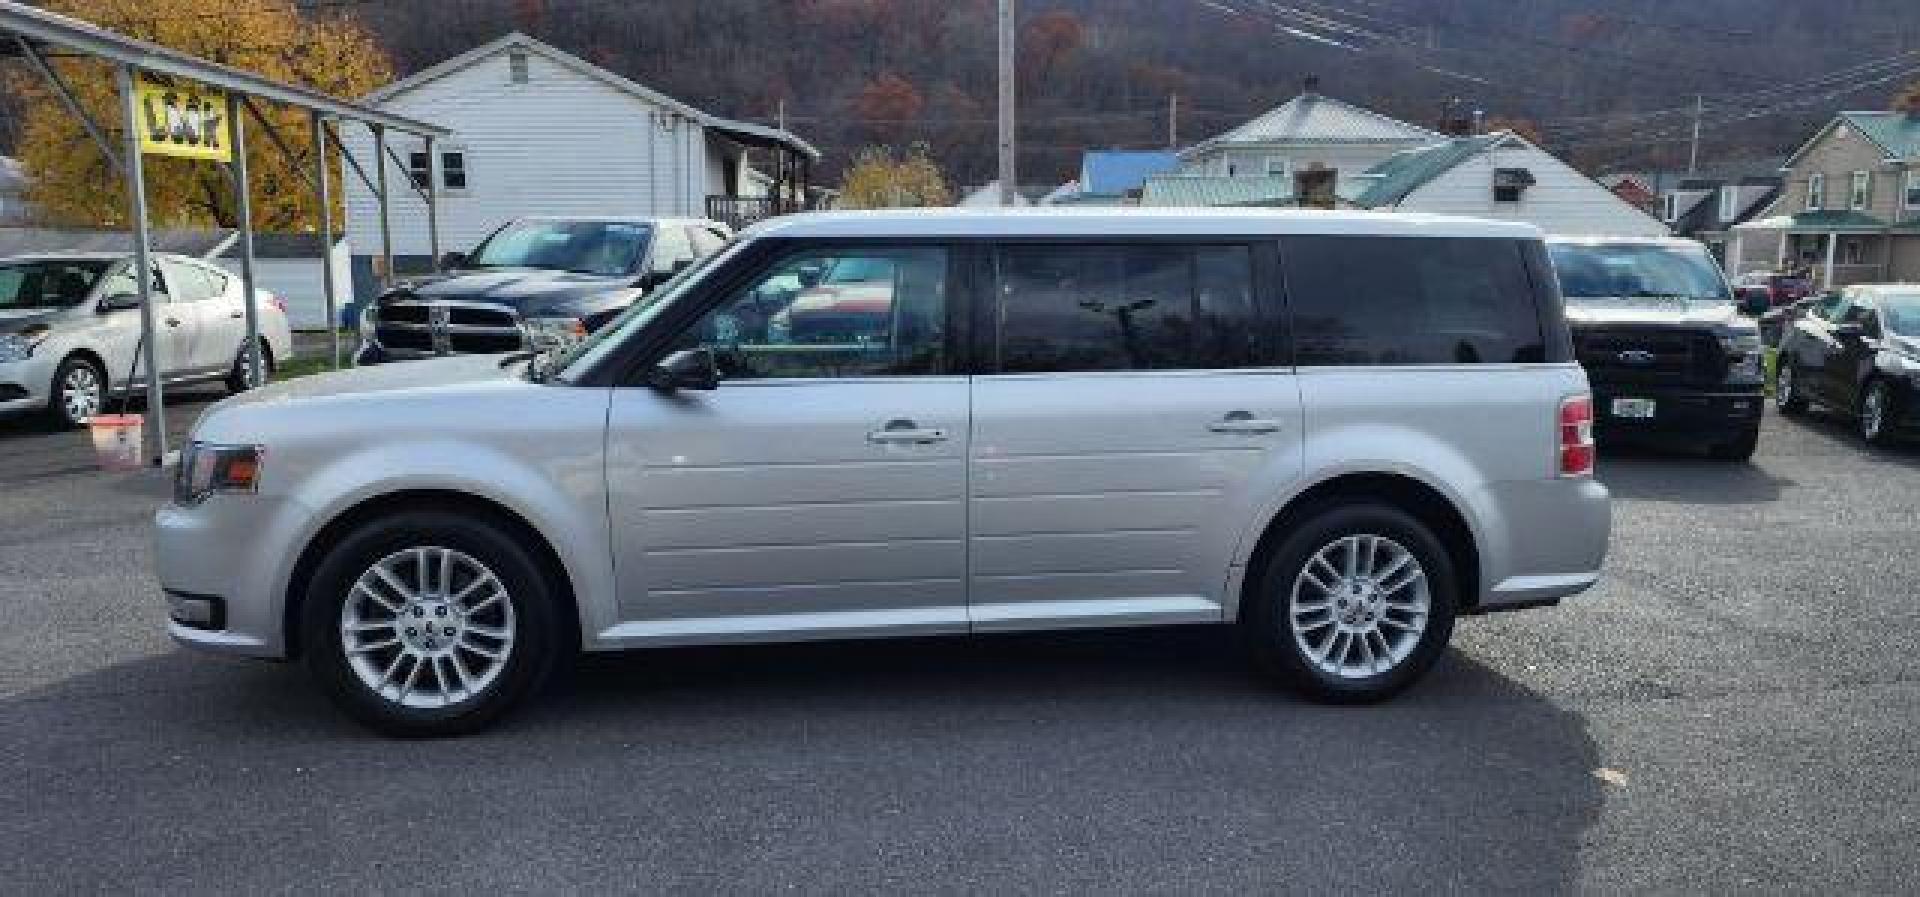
[1735,210,1890,233]
[1186,92,1440,158]
[1785,112,1920,167]
[364,32,818,160]
[1080,150,1181,195]
[1139,175,1293,207]
[1350,134,1506,207]
[0,226,235,258]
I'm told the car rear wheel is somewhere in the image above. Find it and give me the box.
[1775,359,1808,414]
[1861,379,1899,446]
[45,355,105,429]
[224,339,271,395]
[303,510,560,737]
[1243,502,1457,703]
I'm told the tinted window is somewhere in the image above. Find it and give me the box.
[1286,236,1545,366]
[995,244,1258,372]
[160,259,218,302]
[679,247,947,379]
[0,260,113,309]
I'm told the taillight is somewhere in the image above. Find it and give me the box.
[1559,394,1595,477]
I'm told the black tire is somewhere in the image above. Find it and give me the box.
[1860,379,1900,447]
[1708,426,1760,462]
[44,355,106,429]
[1775,358,1808,414]
[224,339,272,395]
[302,510,561,737]
[1242,501,1458,703]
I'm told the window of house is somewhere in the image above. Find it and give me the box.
[1842,239,1867,266]
[1719,187,1739,222]
[1850,171,1871,210]
[1662,193,1679,222]
[681,247,949,379]
[994,244,1261,372]
[407,151,431,191]
[1907,171,1920,210]
[440,151,468,191]
[1807,173,1825,211]
[1265,156,1289,178]
[509,51,530,84]
[1285,236,1545,366]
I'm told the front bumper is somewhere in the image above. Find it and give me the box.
[0,358,50,416]
[1590,382,1764,442]
[154,491,314,659]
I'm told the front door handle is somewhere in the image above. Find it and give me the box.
[229,310,244,318]
[1209,411,1282,434]
[868,419,949,445]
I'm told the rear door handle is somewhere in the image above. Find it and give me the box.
[1209,412,1282,434]
[868,419,949,445]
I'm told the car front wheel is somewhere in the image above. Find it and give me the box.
[1775,359,1808,414]
[46,355,105,428]
[303,510,560,737]
[1243,502,1458,703]
[1861,379,1899,446]
[224,340,271,395]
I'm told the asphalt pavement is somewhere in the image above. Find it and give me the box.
[2,392,1917,893]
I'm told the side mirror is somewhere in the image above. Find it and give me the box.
[796,265,825,289]
[438,251,468,270]
[97,292,142,312]
[647,347,719,391]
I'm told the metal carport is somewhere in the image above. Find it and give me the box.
[0,0,448,462]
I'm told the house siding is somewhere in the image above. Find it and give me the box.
[1890,235,1920,282]
[341,47,712,291]
[1188,142,1419,195]
[1395,143,1669,237]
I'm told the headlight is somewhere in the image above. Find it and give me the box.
[0,328,47,362]
[523,316,589,350]
[174,442,263,506]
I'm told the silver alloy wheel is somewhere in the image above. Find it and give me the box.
[1863,383,1888,441]
[61,364,102,423]
[1776,363,1795,408]
[1288,533,1430,679]
[340,546,516,710]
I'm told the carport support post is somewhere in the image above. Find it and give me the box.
[373,124,394,288]
[116,64,166,463]
[312,111,341,369]
[226,93,264,388]
[1823,231,1838,291]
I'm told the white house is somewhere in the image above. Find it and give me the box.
[1349,132,1669,237]
[212,234,353,330]
[339,32,817,299]
[1175,88,1443,202]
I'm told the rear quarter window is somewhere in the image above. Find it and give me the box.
[1283,236,1547,366]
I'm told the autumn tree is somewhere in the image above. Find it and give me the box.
[14,0,392,231]
[1895,79,1920,115]
[838,144,950,209]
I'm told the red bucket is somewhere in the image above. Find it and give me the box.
[87,413,145,472]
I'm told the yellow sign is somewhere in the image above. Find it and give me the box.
[136,82,231,162]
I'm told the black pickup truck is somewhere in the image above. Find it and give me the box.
[1547,237,1766,461]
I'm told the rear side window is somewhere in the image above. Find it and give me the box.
[1284,236,1545,365]
[993,244,1259,372]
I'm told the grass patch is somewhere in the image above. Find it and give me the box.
[1763,347,1778,397]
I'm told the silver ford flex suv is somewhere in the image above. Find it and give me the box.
[155,209,1610,736]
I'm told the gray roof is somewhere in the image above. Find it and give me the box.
[1198,92,1441,149]
[0,226,234,258]
[1140,175,1293,207]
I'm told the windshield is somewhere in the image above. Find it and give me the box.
[0,260,112,309]
[467,221,653,275]
[1547,242,1731,302]
[546,241,737,382]
[1882,295,1920,337]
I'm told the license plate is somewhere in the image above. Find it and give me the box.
[1611,397,1657,419]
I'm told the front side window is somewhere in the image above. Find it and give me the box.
[679,247,948,380]
[96,263,168,304]
[1289,236,1545,366]
[1850,171,1871,210]
[994,244,1259,373]
[468,220,652,275]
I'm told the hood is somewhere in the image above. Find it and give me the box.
[383,269,633,316]
[1563,298,1741,328]
[212,353,518,411]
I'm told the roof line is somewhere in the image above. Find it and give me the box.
[362,31,817,159]
[0,0,446,136]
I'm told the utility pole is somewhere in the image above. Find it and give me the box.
[1168,93,1178,148]
[1687,93,1704,175]
[997,0,1017,207]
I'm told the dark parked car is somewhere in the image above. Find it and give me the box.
[1548,237,1765,461]
[1760,294,1823,347]
[356,217,730,365]
[1775,285,1920,445]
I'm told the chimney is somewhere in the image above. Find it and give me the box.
[1303,75,1321,95]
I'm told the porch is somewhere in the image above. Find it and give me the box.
[1729,211,1909,291]
[705,118,823,231]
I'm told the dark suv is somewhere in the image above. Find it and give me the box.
[1548,237,1765,461]
[356,217,730,365]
